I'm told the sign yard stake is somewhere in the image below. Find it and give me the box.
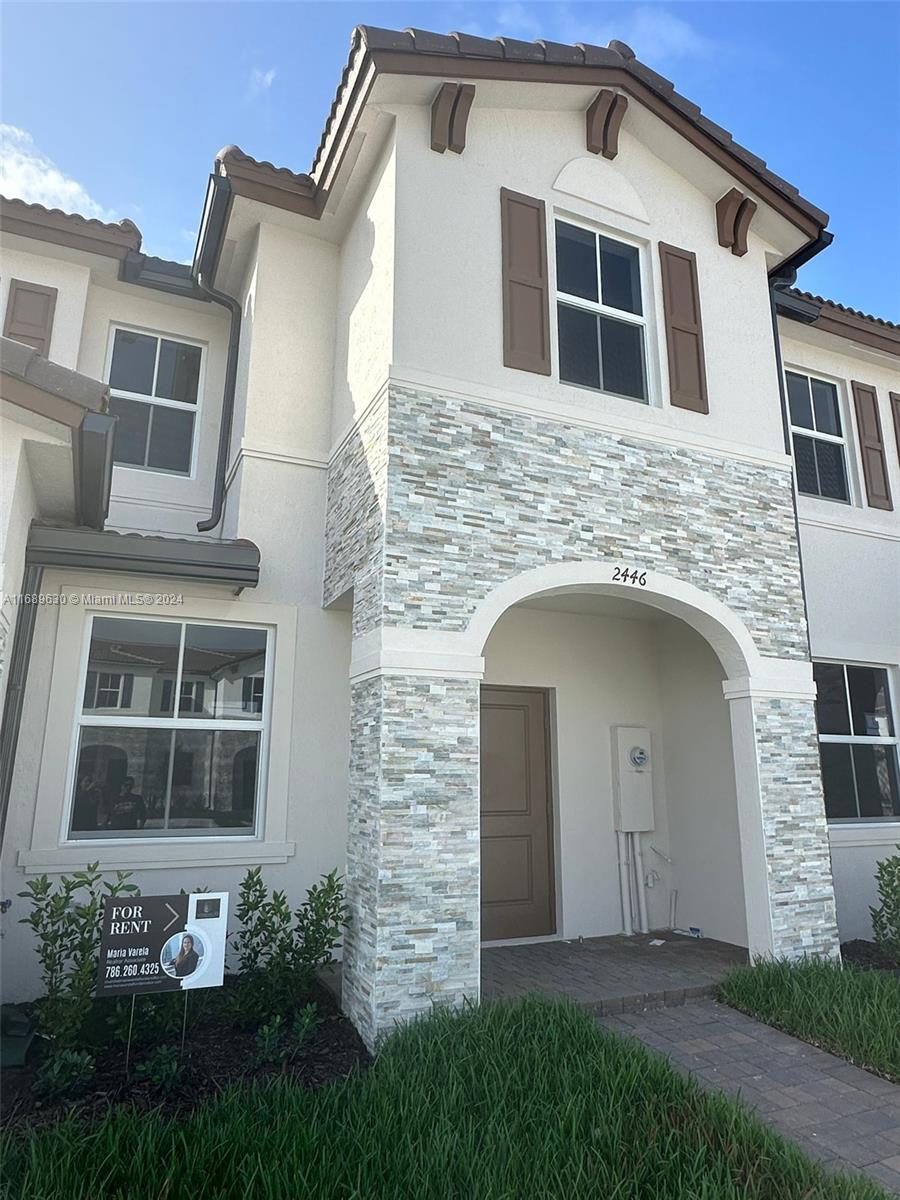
[124,994,136,1077]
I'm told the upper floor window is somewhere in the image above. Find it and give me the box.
[813,661,899,822]
[107,327,203,475]
[555,221,647,402]
[786,370,849,502]
[69,616,268,840]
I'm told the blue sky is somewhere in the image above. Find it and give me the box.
[2,2,898,317]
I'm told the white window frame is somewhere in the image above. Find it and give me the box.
[20,580,297,873]
[784,367,853,506]
[104,322,206,480]
[815,658,900,824]
[552,214,652,406]
[64,612,270,843]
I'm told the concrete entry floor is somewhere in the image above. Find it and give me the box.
[481,932,748,1014]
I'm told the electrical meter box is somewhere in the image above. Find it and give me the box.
[611,726,654,832]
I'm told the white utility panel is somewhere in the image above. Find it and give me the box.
[611,725,655,832]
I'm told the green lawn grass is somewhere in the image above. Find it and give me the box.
[3,997,889,1200]
[719,958,900,1083]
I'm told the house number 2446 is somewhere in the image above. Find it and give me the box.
[612,567,648,587]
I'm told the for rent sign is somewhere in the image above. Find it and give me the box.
[96,892,228,998]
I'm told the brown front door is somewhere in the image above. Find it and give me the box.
[480,687,555,941]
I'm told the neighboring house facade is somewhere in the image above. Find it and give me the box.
[0,26,897,1049]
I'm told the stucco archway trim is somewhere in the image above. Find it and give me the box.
[349,562,816,698]
[464,562,762,679]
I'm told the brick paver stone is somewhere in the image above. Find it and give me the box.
[600,1000,900,1194]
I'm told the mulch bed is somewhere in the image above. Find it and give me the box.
[841,939,900,974]
[1,980,370,1133]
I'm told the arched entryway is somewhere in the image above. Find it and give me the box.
[342,560,840,1049]
[478,590,752,1003]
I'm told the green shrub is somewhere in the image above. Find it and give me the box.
[107,992,187,1048]
[35,1049,95,1102]
[18,864,138,1050]
[291,1003,320,1049]
[230,868,348,1017]
[134,1046,182,1093]
[870,846,900,962]
[253,1015,286,1065]
[294,870,348,982]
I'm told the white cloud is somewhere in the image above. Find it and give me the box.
[247,66,277,100]
[490,3,714,66]
[0,124,116,219]
[561,5,713,65]
[494,1,543,40]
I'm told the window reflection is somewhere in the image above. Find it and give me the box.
[70,617,268,840]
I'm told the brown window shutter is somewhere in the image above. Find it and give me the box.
[851,381,893,511]
[3,278,58,356]
[500,188,551,375]
[658,243,708,413]
[890,392,900,467]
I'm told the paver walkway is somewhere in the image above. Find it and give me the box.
[481,932,746,1010]
[600,1000,900,1194]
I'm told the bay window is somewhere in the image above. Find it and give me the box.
[69,616,268,839]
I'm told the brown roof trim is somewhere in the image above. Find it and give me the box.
[0,196,141,260]
[1,335,108,428]
[214,145,318,218]
[293,25,827,240]
[1,337,114,529]
[783,288,900,358]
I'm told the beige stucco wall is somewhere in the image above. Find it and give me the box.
[779,321,900,940]
[390,102,786,461]
[0,247,90,369]
[656,618,747,946]
[330,132,396,440]
[0,571,352,1003]
[77,282,230,538]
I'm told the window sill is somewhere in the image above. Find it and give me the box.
[827,823,900,848]
[17,841,295,875]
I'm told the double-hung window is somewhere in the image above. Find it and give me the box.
[69,616,268,840]
[786,371,849,502]
[555,220,647,402]
[813,661,899,821]
[107,327,203,475]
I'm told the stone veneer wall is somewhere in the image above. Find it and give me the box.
[383,384,808,660]
[342,673,480,1047]
[753,697,840,957]
[323,394,389,636]
[326,381,840,1045]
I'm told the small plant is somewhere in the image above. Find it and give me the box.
[35,1049,95,1102]
[294,870,349,984]
[254,1014,286,1065]
[135,1045,182,1093]
[19,865,138,1050]
[108,992,184,1047]
[291,1003,320,1049]
[870,846,900,963]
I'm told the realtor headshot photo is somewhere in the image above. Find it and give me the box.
[161,931,204,981]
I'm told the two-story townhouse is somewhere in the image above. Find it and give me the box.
[0,25,897,1050]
